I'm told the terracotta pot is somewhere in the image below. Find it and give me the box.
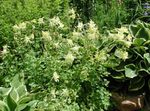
[112,92,145,111]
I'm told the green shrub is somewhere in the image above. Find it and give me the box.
[0,12,111,110]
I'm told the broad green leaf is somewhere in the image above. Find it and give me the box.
[111,72,125,80]
[138,69,150,77]
[10,88,19,102]
[16,85,27,98]
[7,92,17,111]
[10,75,22,88]
[135,27,150,40]
[129,77,145,91]
[0,87,11,96]
[0,100,9,111]
[129,25,140,37]
[18,96,32,104]
[144,53,150,64]
[15,104,28,111]
[125,64,137,78]
[133,38,146,46]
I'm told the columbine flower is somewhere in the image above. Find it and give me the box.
[88,20,98,33]
[71,46,80,53]
[24,34,34,44]
[13,25,19,31]
[67,39,74,46]
[62,88,69,97]
[65,52,75,64]
[53,72,59,82]
[53,42,59,49]
[31,19,36,23]
[1,45,8,55]
[77,22,84,31]
[69,8,76,19]
[115,49,128,60]
[72,31,82,40]
[38,17,44,24]
[49,16,64,28]
[42,31,52,42]
[18,22,26,30]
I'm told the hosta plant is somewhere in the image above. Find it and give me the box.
[0,75,38,111]
[104,21,150,95]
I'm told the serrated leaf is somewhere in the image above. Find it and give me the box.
[0,100,9,111]
[129,77,145,91]
[144,53,150,63]
[125,64,137,78]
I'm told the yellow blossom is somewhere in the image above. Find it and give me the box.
[42,31,52,42]
[65,52,75,64]
[53,72,59,82]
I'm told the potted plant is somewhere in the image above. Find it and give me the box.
[103,21,150,111]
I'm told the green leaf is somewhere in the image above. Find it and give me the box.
[148,79,150,90]
[10,75,22,88]
[133,38,146,46]
[135,27,150,40]
[0,100,9,111]
[6,92,17,111]
[10,88,19,102]
[111,72,125,80]
[16,85,27,98]
[0,87,11,96]
[125,64,137,78]
[144,53,150,64]
[138,69,150,77]
[103,56,120,68]
[129,77,145,91]
[18,96,32,104]
[15,104,29,111]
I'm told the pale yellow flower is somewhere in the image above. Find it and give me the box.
[77,22,84,31]
[67,39,74,46]
[71,46,80,53]
[18,22,26,30]
[53,72,59,82]
[65,52,75,64]
[38,17,44,24]
[69,8,76,19]
[1,45,8,55]
[42,31,52,42]
[115,49,128,60]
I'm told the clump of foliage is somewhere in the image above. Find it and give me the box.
[0,75,38,111]
[0,10,111,110]
[0,0,70,47]
[103,21,150,96]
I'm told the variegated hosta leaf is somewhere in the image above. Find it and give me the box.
[0,100,9,111]
[125,64,137,78]
[129,77,145,91]
[144,53,150,64]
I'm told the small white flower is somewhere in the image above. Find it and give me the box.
[31,19,37,23]
[62,88,69,97]
[18,22,26,30]
[72,31,82,40]
[71,46,80,53]
[115,49,128,60]
[54,42,59,48]
[38,17,44,24]
[65,52,75,64]
[67,39,74,46]
[13,25,19,31]
[51,89,56,98]
[69,8,76,19]
[49,16,64,28]
[88,20,98,33]
[53,72,59,82]
[1,45,8,55]
[24,34,34,44]
[77,22,84,31]
[42,31,52,42]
